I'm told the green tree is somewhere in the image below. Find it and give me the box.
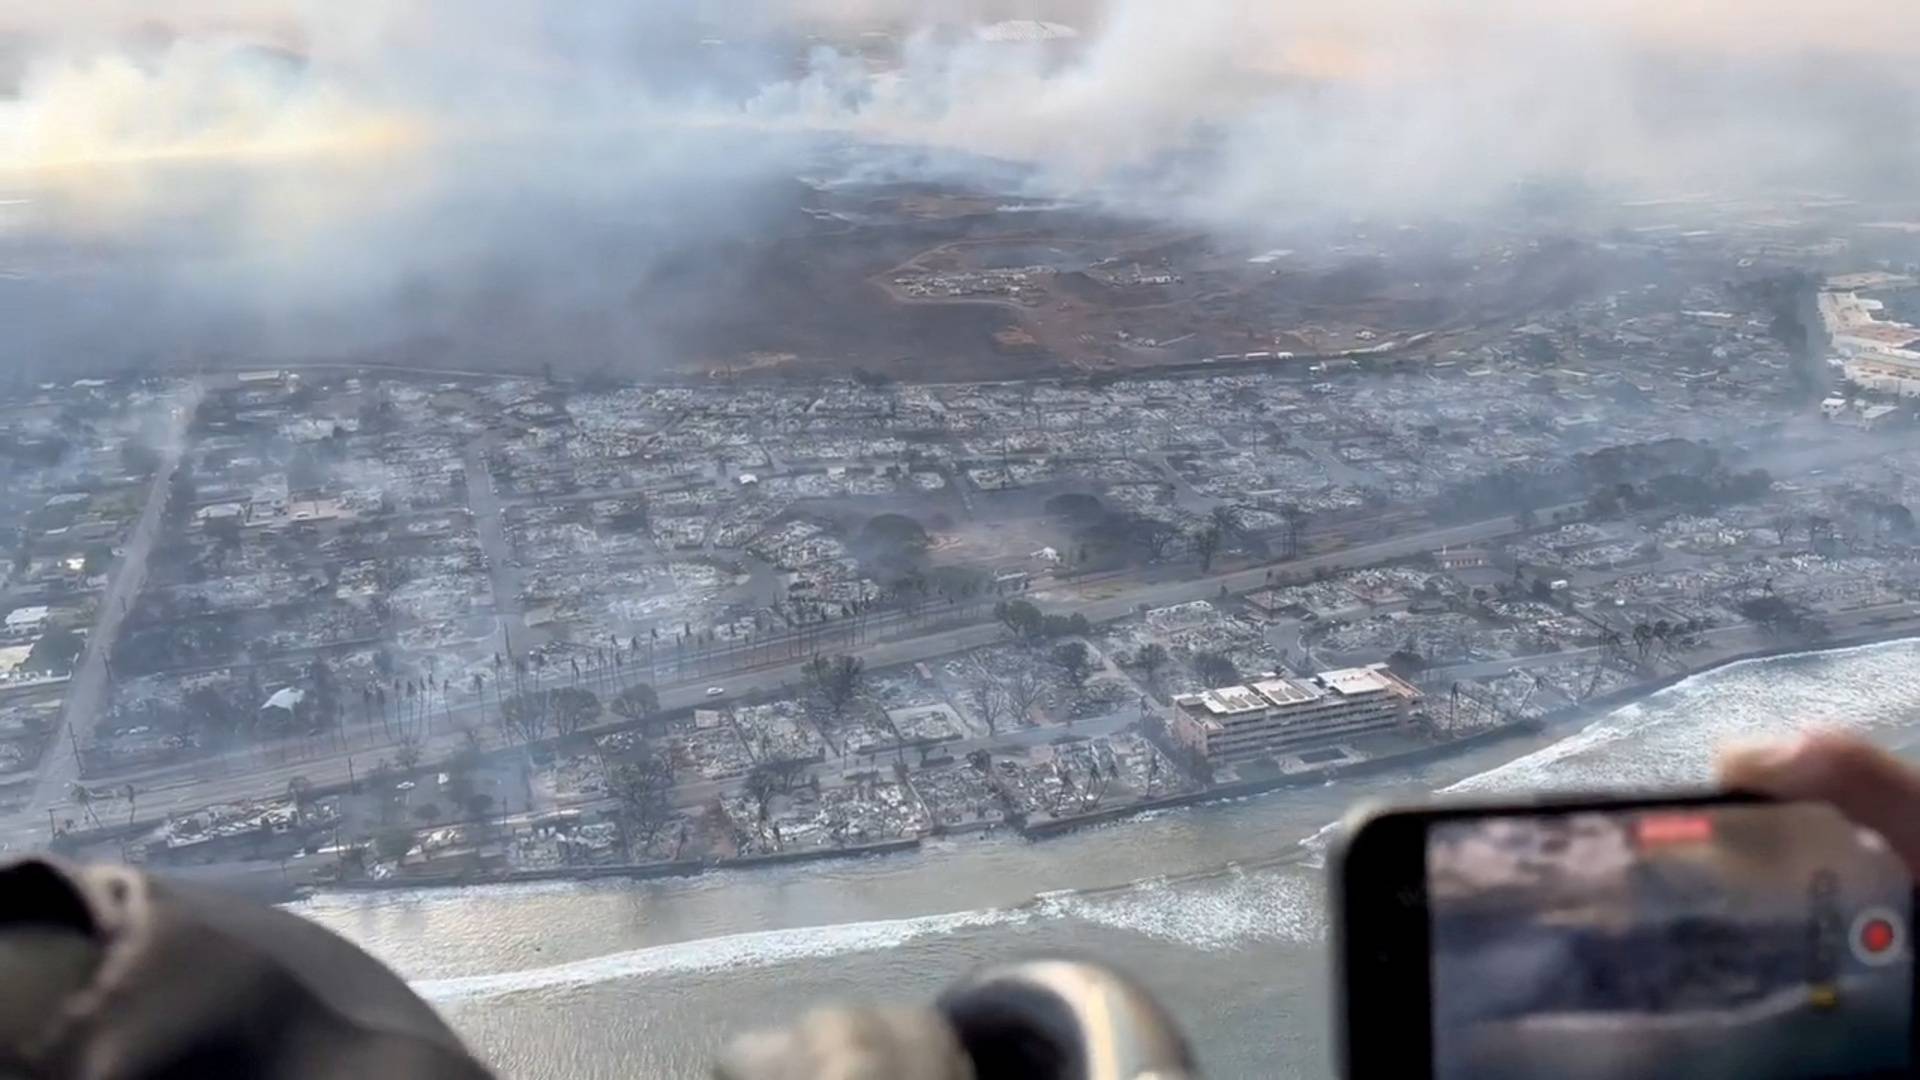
[802,654,865,717]
[1039,613,1090,639]
[81,546,112,577]
[994,599,1045,641]
[1050,641,1092,688]
[861,513,930,553]
[549,686,601,737]
[1136,643,1170,685]
[611,683,660,721]
[1386,648,1427,677]
[374,827,414,864]
[498,691,549,744]
[22,626,83,674]
[1192,651,1240,687]
[395,737,423,773]
[1120,514,1180,561]
[859,513,931,573]
[1044,493,1104,524]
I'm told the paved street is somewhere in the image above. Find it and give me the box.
[0,501,1639,851]
[464,439,528,660]
[17,383,200,840]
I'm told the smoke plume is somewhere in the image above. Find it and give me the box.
[1,1,1915,376]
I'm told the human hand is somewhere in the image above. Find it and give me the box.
[1719,730,1920,877]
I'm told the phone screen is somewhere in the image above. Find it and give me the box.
[1426,802,1912,1079]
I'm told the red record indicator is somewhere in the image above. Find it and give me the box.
[1850,907,1906,966]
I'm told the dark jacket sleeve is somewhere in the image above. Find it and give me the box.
[0,857,492,1080]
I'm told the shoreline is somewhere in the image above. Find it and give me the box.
[204,617,1920,903]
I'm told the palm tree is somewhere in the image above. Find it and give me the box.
[1210,503,1241,539]
[1599,628,1625,662]
[1278,503,1307,559]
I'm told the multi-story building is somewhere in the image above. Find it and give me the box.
[1843,354,1920,399]
[1169,664,1421,764]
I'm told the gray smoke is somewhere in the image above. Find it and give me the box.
[1,0,1915,376]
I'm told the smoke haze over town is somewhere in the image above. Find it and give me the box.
[4,0,1918,375]
[11,10,1920,1077]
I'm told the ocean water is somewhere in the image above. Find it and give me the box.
[292,639,1920,1079]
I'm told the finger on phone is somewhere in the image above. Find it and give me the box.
[1719,731,1920,877]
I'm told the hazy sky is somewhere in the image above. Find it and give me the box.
[1,1,1915,373]
[8,1,1914,201]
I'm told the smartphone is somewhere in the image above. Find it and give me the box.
[1333,793,1916,1079]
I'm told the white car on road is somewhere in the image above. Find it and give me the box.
[705,686,726,698]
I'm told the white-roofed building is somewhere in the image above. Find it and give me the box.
[1170,664,1419,764]
[261,687,305,714]
[3,605,50,641]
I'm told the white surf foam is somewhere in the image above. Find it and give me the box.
[414,905,1028,1003]
[1041,864,1324,949]
[1293,819,1344,870]
[408,856,1329,1004]
[1446,637,1920,795]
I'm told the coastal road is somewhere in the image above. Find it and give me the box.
[18,382,201,839]
[56,593,1920,843]
[0,505,1560,848]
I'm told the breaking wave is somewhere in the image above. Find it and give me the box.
[415,906,1028,1003]
[1445,637,1920,796]
[414,851,1322,1003]
[1039,861,1324,950]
